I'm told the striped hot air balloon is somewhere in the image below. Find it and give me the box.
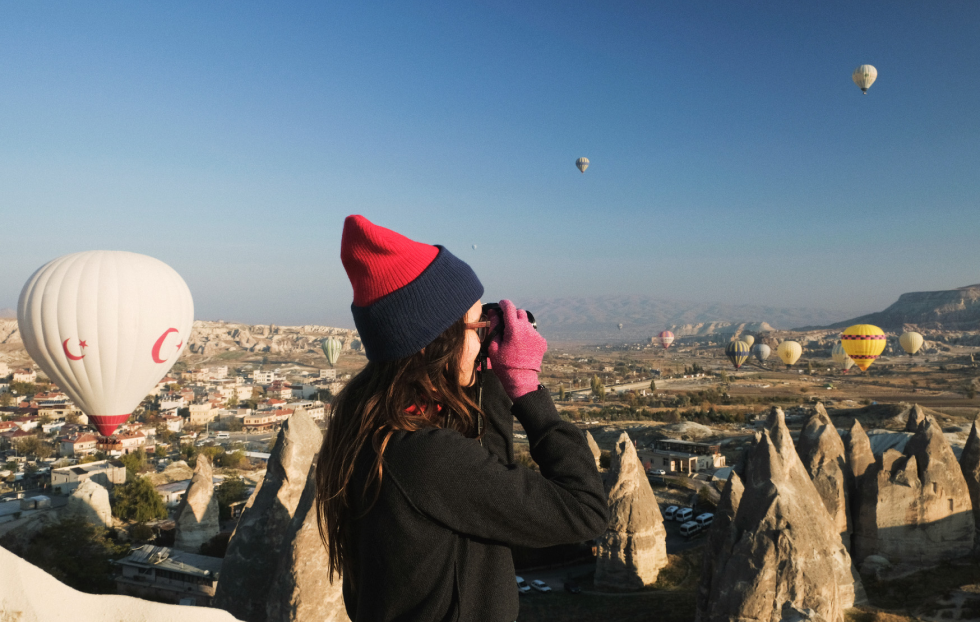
[899,331,924,356]
[852,65,877,94]
[322,337,342,367]
[832,342,855,373]
[840,324,887,371]
[777,341,803,369]
[725,341,750,370]
[659,330,674,349]
[576,157,589,173]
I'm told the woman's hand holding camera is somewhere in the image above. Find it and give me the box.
[487,299,547,400]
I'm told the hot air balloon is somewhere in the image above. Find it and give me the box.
[742,335,755,348]
[576,157,589,173]
[840,324,887,371]
[658,330,674,350]
[17,251,193,437]
[852,64,877,94]
[832,342,855,373]
[322,337,342,367]
[725,341,750,370]
[777,341,803,369]
[472,244,477,250]
[617,323,623,331]
[899,331,924,356]
[753,343,771,363]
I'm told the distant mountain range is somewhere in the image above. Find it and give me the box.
[818,284,980,332]
[518,296,846,343]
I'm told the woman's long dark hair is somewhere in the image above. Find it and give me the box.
[315,317,482,584]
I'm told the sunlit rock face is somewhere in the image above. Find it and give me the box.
[585,430,601,470]
[960,420,980,551]
[0,544,240,622]
[174,456,220,554]
[63,479,112,529]
[594,432,668,590]
[696,408,864,622]
[853,414,974,565]
[797,403,852,547]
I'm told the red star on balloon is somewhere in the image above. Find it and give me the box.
[79,340,88,349]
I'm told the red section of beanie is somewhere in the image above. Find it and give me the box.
[341,215,440,306]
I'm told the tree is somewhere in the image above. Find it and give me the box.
[154,445,168,459]
[226,417,244,433]
[227,392,239,408]
[220,449,247,469]
[0,392,12,407]
[558,384,566,402]
[216,477,248,520]
[112,476,167,523]
[37,413,52,426]
[15,436,53,460]
[119,449,149,480]
[806,360,815,375]
[650,379,657,392]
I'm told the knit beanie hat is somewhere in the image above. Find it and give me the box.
[341,215,484,362]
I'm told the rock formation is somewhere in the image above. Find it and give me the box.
[0,544,239,622]
[796,403,852,544]
[174,456,219,554]
[960,420,980,549]
[845,420,875,484]
[214,408,322,622]
[853,415,974,565]
[696,408,863,621]
[594,432,668,589]
[585,431,601,469]
[266,467,349,622]
[62,479,112,528]
[904,404,926,432]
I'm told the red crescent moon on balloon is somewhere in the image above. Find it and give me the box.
[151,328,179,364]
[62,338,85,361]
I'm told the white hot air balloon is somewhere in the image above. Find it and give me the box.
[576,157,589,173]
[17,251,194,437]
[742,335,755,348]
[852,64,877,94]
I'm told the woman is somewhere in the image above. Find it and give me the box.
[316,215,609,622]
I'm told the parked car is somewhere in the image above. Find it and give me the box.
[675,507,693,522]
[530,580,551,593]
[679,520,701,538]
[515,576,531,594]
[649,468,666,475]
[564,581,582,594]
[663,505,679,520]
[696,512,714,528]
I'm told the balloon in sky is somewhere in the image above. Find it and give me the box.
[725,341,750,370]
[658,330,674,350]
[17,251,194,437]
[576,157,589,173]
[617,323,623,331]
[840,324,887,371]
[899,331,924,356]
[832,342,855,373]
[753,343,771,363]
[472,244,477,250]
[777,341,803,368]
[742,335,755,348]
[322,337,342,367]
[852,64,877,94]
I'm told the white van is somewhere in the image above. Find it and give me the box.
[663,505,678,520]
[696,513,714,528]
[679,521,701,538]
[217,432,230,439]
[675,508,693,523]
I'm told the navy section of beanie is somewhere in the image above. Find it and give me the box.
[351,245,483,362]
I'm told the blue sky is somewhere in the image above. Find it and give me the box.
[1,2,978,328]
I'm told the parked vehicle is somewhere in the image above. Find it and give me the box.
[216,432,230,439]
[515,576,531,594]
[564,581,582,594]
[649,468,666,475]
[696,512,714,528]
[530,580,551,593]
[679,520,701,538]
[675,507,693,522]
[663,505,679,520]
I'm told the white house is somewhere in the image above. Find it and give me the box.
[253,370,276,384]
[12,369,37,384]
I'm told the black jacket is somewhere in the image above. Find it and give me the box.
[342,373,609,622]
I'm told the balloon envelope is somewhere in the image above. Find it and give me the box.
[753,343,771,363]
[742,335,755,348]
[832,342,856,371]
[17,251,193,437]
[725,341,750,370]
[617,323,623,331]
[658,330,674,349]
[840,324,887,371]
[322,337,342,366]
[777,341,803,367]
[852,64,877,93]
[576,157,589,173]
[899,331,924,356]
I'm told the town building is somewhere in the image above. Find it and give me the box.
[114,545,222,606]
[647,439,727,474]
[242,408,292,432]
[187,403,216,426]
[161,414,184,433]
[319,368,337,380]
[59,433,99,457]
[12,369,37,384]
[287,400,326,421]
[252,370,276,384]
[97,431,146,456]
[50,459,126,494]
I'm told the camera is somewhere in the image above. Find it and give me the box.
[480,302,536,351]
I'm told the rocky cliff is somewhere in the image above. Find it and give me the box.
[187,321,359,357]
[796,403,852,546]
[826,284,980,331]
[960,421,980,550]
[173,456,220,554]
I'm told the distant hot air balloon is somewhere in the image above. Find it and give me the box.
[840,324,887,371]
[472,244,477,250]
[17,251,194,437]
[742,335,755,348]
[832,342,855,373]
[777,341,803,369]
[725,341,750,370]
[753,343,771,363]
[617,323,623,331]
[899,331,924,356]
[852,64,877,94]
[322,337,342,367]
[658,330,674,350]
[576,157,589,173]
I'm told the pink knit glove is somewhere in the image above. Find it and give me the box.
[487,300,547,400]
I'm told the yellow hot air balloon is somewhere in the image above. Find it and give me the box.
[840,324,887,371]
[742,335,755,348]
[899,331,924,356]
[852,64,877,94]
[777,341,802,368]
